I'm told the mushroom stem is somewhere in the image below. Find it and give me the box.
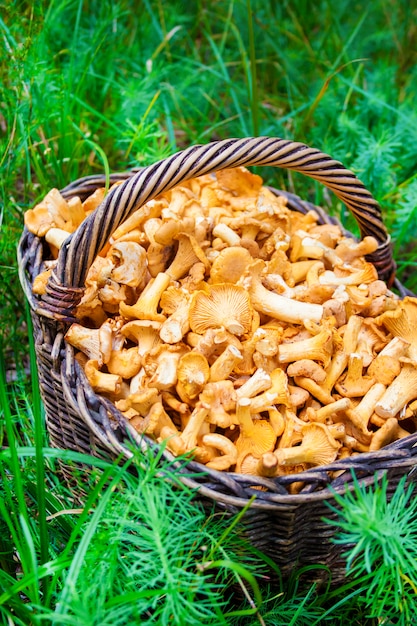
[249,368,290,411]
[240,260,323,324]
[278,329,333,366]
[159,426,187,456]
[267,408,285,437]
[45,227,71,249]
[258,452,279,477]
[161,391,190,415]
[293,376,334,405]
[291,260,319,284]
[180,405,209,449]
[166,233,209,281]
[349,383,387,424]
[209,344,243,382]
[236,397,254,436]
[375,364,417,419]
[160,298,191,344]
[212,223,241,247]
[335,353,375,398]
[235,368,271,399]
[342,315,363,353]
[313,398,351,422]
[290,234,324,262]
[203,433,238,470]
[84,360,122,395]
[120,272,171,321]
[369,418,408,451]
[377,336,410,359]
[323,349,349,393]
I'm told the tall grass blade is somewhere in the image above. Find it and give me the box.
[246,0,259,136]
[26,304,49,586]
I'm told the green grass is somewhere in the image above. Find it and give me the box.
[1,0,417,623]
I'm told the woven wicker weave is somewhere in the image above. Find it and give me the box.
[18,137,417,584]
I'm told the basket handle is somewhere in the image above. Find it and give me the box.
[43,137,394,320]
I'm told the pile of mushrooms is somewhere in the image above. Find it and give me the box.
[26,167,417,480]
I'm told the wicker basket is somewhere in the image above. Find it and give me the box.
[18,137,417,585]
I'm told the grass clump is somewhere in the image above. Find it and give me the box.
[326,474,417,626]
[35,453,262,626]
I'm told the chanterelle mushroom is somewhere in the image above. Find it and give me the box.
[286,359,326,384]
[199,380,237,429]
[249,368,291,412]
[202,433,238,471]
[24,188,70,236]
[144,343,189,390]
[275,423,340,467]
[278,328,333,367]
[374,363,417,419]
[159,288,192,344]
[235,398,276,472]
[210,246,253,284]
[176,352,210,404]
[84,360,122,395]
[166,233,210,281]
[65,323,110,365]
[209,344,243,382]
[121,320,162,356]
[106,347,142,379]
[239,260,323,324]
[189,283,253,336]
[335,353,374,398]
[110,241,147,287]
[376,297,417,360]
[120,272,171,322]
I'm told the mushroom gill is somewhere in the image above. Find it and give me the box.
[189,283,253,336]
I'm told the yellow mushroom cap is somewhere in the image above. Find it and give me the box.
[235,398,276,471]
[32,269,52,295]
[24,207,55,237]
[176,352,210,403]
[84,360,122,395]
[376,297,417,360]
[106,347,142,379]
[210,247,253,284]
[216,166,263,196]
[235,418,277,472]
[189,283,253,336]
[110,241,147,287]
